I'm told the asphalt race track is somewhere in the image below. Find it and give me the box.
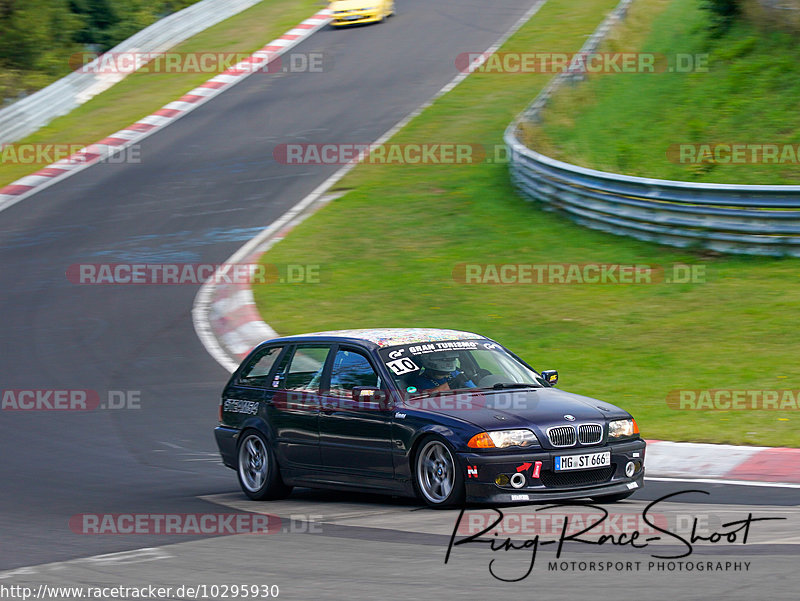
[0,1,797,598]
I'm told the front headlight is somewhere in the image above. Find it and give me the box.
[468,429,539,449]
[608,418,639,439]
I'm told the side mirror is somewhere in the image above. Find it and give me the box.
[541,370,558,386]
[352,387,390,407]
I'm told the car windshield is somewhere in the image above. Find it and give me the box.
[377,339,545,394]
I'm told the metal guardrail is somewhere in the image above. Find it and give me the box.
[506,0,800,257]
[0,0,262,145]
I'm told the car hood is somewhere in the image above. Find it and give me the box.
[402,387,630,432]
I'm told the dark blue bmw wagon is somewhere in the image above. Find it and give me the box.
[214,328,646,507]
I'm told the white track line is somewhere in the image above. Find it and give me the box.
[645,476,800,490]
[0,549,171,580]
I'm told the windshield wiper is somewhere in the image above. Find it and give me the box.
[490,382,541,390]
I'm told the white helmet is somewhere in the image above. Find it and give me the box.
[421,353,458,373]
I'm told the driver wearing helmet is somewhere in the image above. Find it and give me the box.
[410,353,476,393]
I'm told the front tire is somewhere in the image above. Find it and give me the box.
[237,430,292,501]
[413,437,465,508]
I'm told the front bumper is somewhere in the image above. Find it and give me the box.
[330,10,382,26]
[458,438,646,504]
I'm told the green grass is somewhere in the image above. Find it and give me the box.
[254,0,800,447]
[0,0,323,188]
[527,0,800,184]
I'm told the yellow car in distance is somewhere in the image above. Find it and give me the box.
[329,0,395,27]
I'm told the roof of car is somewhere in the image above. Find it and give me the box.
[272,328,487,348]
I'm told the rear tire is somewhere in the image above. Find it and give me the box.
[413,437,465,508]
[237,430,292,501]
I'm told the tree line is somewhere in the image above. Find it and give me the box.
[702,0,800,34]
[0,0,199,102]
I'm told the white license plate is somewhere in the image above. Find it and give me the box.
[554,451,610,471]
[343,15,360,20]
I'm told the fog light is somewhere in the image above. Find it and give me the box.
[625,461,635,477]
[495,474,510,486]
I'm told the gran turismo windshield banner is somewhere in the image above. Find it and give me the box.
[378,339,491,374]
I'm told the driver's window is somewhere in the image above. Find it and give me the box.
[328,349,380,399]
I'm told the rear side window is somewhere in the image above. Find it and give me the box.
[239,346,283,386]
[276,345,331,392]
